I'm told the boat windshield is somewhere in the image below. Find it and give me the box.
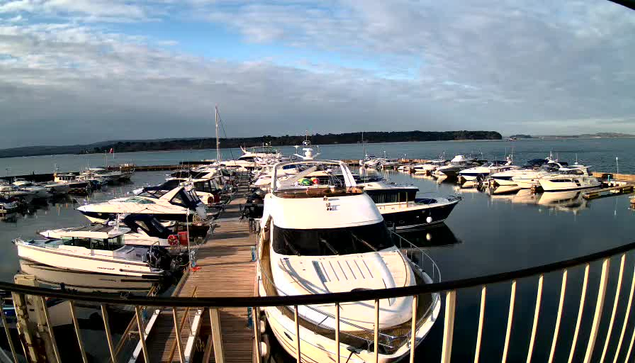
[272,222,394,256]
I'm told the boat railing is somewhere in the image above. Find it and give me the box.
[2,239,635,362]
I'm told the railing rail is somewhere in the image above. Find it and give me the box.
[2,240,634,307]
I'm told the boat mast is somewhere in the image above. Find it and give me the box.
[215,105,221,163]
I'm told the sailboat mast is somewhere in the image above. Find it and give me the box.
[215,105,221,163]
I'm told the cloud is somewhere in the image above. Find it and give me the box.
[1,0,635,147]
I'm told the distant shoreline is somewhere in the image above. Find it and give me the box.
[0,130,502,159]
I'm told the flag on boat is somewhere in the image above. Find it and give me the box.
[109,148,114,154]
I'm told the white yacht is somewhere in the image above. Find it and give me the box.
[0,197,18,219]
[490,157,564,190]
[42,181,70,196]
[12,179,51,199]
[77,185,207,223]
[0,181,35,202]
[459,157,517,182]
[136,178,222,206]
[13,229,172,278]
[412,159,447,175]
[538,166,601,192]
[53,172,91,194]
[433,155,478,179]
[359,179,460,230]
[257,160,440,363]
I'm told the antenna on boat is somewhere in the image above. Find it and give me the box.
[215,105,221,164]
[616,156,620,175]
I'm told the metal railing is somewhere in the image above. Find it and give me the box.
[1,240,635,362]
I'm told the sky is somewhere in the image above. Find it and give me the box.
[1,0,635,147]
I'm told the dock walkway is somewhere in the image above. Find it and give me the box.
[145,199,257,363]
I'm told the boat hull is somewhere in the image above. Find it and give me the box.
[539,178,601,192]
[16,243,163,278]
[379,199,459,230]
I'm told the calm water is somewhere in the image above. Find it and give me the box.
[1,138,634,176]
[1,155,634,361]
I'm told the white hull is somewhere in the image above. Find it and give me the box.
[539,177,601,192]
[262,276,440,363]
[16,243,162,278]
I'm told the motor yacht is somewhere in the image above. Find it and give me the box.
[433,155,479,179]
[459,157,517,183]
[538,166,601,192]
[12,179,51,199]
[359,179,460,230]
[257,160,440,363]
[137,178,223,206]
[53,172,91,194]
[77,185,207,223]
[0,181,35,202]
[411,159,447,175]
[13,229,173,278]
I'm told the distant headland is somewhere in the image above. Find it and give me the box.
[0,130,502,158]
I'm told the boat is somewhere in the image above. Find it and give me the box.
[538,166,601,192]
[360,179,460,230]
[257,160,441,363]
[53,172,91,194]
[459,157,517,182]
[433,155,479,179]
[412,159,447,175]
[137,178,223,206]
[490,156,562,188]
[77,185,208,223]
[12,179,51,199]
[38,214,181,249]
[42,181,70,196]
[0,197,18,219]
[0,181,35,202]
[13,228,173,277]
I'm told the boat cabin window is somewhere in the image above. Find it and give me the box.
[272,222,394,256]
[366,189,417,204]
[170,189,200,207]
[194,181,213,193]
[239,156,256,162]
[66,237,123,250]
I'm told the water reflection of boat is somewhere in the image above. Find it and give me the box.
[396,223,461,247]
[19,260,156,294]
[537,190,588,212]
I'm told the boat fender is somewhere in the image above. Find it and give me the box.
[260,334,270,360]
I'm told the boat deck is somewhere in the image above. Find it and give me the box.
[145,199,258,363]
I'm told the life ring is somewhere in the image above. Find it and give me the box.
[168,235,179,246]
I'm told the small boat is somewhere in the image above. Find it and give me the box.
[538,166,601,192]
[77,185,208,224]
[0,197,18,219]
[258,160,441,363]
[14,228,173,277]
[360,179,460,230]
[412,159,447,175]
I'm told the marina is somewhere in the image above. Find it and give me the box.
[0,138,634,362]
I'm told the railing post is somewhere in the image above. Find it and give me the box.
[39,296,62,363]
[253,306,262,363]
[69,300,88,363]
[134,306,150,363]
[294,305,301,363]
[409,295,419,363]
[568,263,590,363]
[600,254,625,363]
[548,269,568,363]
[0,299,18,363]
[374,299,380,363]
[582,258,610,363]
[209,308,225,363]
[441,290,456,363]
[172,307,185,363]
[526,275,544,363]
[335,303,341,363]
[501,280,517,363]
[101,304,117,363]
[613,264,635,363]
[474,286,486,363]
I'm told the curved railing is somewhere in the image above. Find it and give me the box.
[2,240,635,362]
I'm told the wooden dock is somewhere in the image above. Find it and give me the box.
[145,199,258,363]
[583,183,635,200]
